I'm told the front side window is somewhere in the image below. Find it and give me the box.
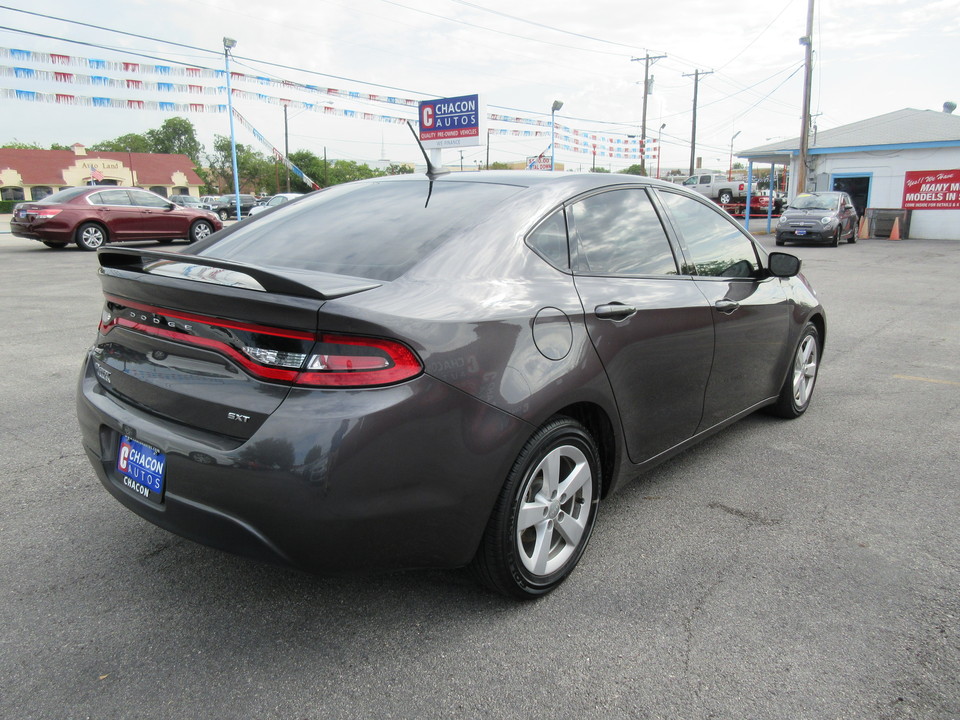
[568,188,678,276]
[131,190,171,208]
[658,190,759,278]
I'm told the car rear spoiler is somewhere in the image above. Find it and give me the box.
[97,247,381,300]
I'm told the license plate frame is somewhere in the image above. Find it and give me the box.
[795,229,807,236]
[117,435,166,503]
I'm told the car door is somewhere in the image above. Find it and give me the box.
[131,189,184,238]
[840,192,858,236]
[88,189,144,241]
[656,189,792,430]
[562,187,715,464]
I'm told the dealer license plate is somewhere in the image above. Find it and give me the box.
[117,435,165,503]
[795,229,807,236]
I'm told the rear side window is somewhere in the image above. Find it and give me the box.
[90,190,133,206]
[195,180,523,282]
[568,188,678,276]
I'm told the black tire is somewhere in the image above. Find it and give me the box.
[718,190,733,205]
[42,241,68,249]
[217,209,230,221]
[189,219,214,243]
[472,417,600,599]
[769,322,820,419]
[775,237,785,246]
[847,223,857,243]
[830,227,840,247]
[75,222,107,251]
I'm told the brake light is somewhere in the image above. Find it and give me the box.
[35,208,63,219]
[99,297,422,387]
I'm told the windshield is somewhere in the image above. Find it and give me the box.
[193,179,524,282]
[791,193,840,211]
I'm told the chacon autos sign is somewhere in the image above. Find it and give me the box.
[902,169,960,210]
[418,94,486,150]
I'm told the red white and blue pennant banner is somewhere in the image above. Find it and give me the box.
[1,46,653,160]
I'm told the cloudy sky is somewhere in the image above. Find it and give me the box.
[0,0,956,174]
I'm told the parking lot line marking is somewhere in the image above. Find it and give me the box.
[893,374,960,387]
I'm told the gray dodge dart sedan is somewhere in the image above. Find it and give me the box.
[77,171,826,598]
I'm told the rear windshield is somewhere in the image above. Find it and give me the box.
[194,179,524,281]
[37,187,88,204]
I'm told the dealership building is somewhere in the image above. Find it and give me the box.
[0,144,203,202]
[739,106,960,240]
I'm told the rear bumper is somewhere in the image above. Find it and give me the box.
[11,222,72,242]
[77,354,532,573]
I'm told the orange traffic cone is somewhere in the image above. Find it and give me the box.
[889,217,901,240]
[858,215,869,239]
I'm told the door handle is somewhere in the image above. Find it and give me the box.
[595,303,637,320]
[714,299,740,314]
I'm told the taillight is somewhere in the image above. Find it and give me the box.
[298,335,422,387]
[99,297,422,388]
[35,208,63,219]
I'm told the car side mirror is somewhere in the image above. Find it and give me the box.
[768,252,801,278]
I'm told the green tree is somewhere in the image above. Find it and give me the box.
[90,132,152,153]
[620,164,646,176]
[208,135,274,194]
[145,117,204,165]
[287,150,326,191]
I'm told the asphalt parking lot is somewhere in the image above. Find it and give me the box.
[1,220,958,719]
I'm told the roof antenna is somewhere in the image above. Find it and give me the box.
[406,121,449,179]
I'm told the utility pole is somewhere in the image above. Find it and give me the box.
[631,53,666,175]
[683,69,713,176]
[284,105,291,192]
[796,0,815,197]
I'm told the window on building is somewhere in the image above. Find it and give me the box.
[172,186,189,195]
[150,186,168,197]
[31,187,54,201]
[1,187,25,202]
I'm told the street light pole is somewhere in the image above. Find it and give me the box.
[223,37,241,221]
[728,130,741,180]
[551,100,563,171]
[656,123,665,179]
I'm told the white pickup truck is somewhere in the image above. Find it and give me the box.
[680,173,754,205]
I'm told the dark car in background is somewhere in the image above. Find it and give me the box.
[169,194,212,211]
[11,187,222,250]
[776,191,858,246]
[206,193,258,220]
[77,172,825,598]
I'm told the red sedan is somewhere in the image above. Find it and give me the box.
[11,187,222,250]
